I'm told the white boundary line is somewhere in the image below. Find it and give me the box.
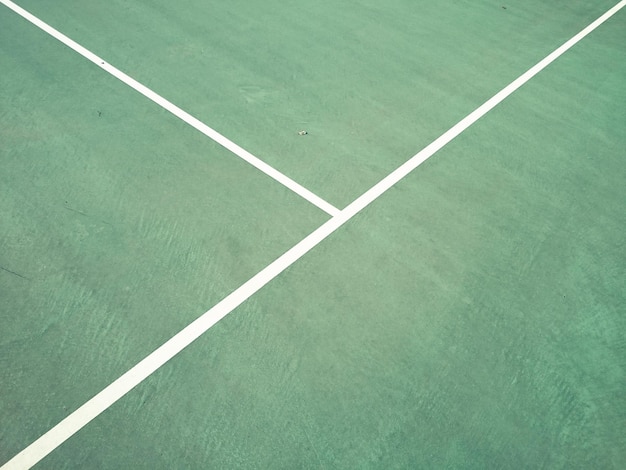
[0,0,341,217]
[2,1,625,468]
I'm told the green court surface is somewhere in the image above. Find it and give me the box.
[1,0,625,468]
[11,0,622,207]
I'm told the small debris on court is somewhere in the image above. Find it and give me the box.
[298,130,308,135]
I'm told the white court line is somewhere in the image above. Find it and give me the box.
[3,1,625,468]
[0,0,340,217]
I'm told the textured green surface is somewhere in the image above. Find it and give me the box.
[1,0,625,469]
[0,6,327,464]
[14,0,620,207]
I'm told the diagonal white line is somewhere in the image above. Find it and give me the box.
[0,0,341,217]
[2,0,624,468]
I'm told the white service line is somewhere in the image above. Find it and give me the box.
[3,1,625,468]
[0,0,340,217]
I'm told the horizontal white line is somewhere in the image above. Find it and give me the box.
[2,0,624,468]
[0,0,340,217]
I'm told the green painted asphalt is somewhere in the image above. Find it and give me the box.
[0,7,327,465]
[3,3,622,469]
[14,0,621,207]
[1,1,625,468]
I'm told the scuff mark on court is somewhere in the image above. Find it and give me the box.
[0,265,29,280]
